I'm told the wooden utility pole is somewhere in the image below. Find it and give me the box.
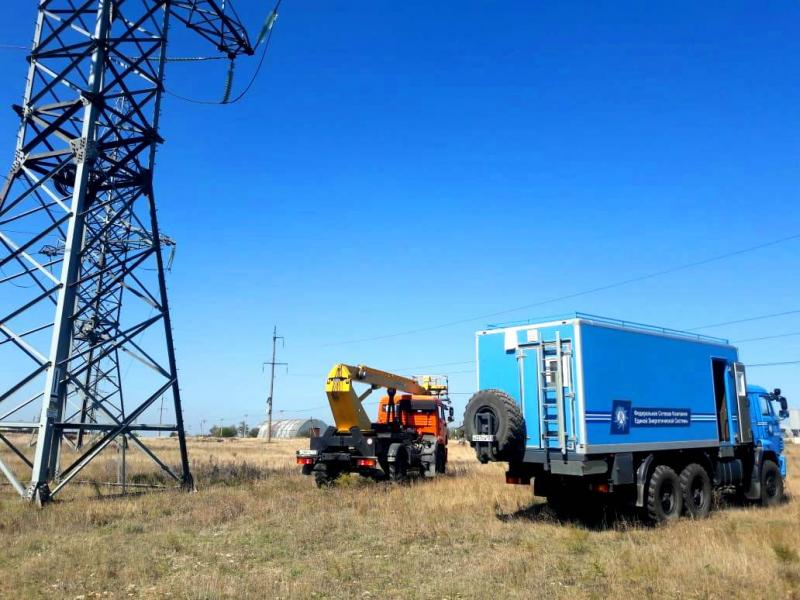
[263,326,287,443]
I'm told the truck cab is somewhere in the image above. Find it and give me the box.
[749,385,788,478]
[376,393,451,447]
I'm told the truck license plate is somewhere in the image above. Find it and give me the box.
[472,434,495,442]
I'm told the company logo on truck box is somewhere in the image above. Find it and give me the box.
[607,401,691,434]
[632,407,691,427]
[611,400,631,434]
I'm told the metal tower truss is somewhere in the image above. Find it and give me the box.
[0,0,252,504]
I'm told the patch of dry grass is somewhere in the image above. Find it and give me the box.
[0,437,798,599]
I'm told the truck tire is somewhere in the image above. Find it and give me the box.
[389,448,409,483]
[546,492,578,519]
[464,389,525,462]
[436,445,447,474]
[760,460,784,507]
[679,463,712,519]
[313,463,338,488]
[646,465,683,524]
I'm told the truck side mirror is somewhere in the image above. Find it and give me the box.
[779,396,789,419]
[448,407,454,423]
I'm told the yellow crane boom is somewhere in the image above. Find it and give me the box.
[325,363,431,433]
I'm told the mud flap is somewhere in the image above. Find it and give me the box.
[420,436,437,478]
[743,447,763,501]
[635,454,654,508]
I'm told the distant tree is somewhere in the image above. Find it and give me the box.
[210,425,237,438]
[248,427,260,438]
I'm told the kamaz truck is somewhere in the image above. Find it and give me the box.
[297,364,453,486]
[464,314,789,523]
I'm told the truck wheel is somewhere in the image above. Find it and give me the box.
[464,389,525,462]
[679,463,712,519]
[313,463,337,488]
[423,446,438,478]
[389,450,408,483]
[760,460,784,507]
[436,445,447,474]
[646,465,683,524]
[546,493,574,519]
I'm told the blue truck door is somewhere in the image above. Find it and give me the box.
[751,389,780,445]
[519,331,575,453]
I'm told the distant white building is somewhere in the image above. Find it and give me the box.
[781,409,800,444]
[257,418,328,439]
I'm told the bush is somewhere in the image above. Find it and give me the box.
[209,425,238,438]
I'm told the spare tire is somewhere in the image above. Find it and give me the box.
[464,389,525,462]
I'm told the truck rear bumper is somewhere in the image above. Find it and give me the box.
[518,448,609,476]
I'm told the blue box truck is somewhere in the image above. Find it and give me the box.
[464,313,789,522]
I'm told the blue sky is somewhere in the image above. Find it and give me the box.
[1,1,798,431]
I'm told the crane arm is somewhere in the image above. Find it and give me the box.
[325,364,429,433]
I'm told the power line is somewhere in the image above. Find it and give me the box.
[277,405,327,413]
[733,332,800,344]
[313,232,800,347]
[746,360,800,368]
[390,360,475,371]
[287,360,476,377]
[688,309,800,331]
[165,0,281,105]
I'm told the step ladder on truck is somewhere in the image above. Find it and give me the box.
[465,313,789,523]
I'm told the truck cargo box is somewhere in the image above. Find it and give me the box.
[476,313,744,456]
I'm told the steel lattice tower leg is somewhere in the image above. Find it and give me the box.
[0,1,252,504]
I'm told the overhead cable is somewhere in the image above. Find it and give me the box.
[165,0,281,105]
[316,232,800,347]
[733,332,800,344]
[746,360,800,368]
[689,309,800,331]
[389,360,475,371]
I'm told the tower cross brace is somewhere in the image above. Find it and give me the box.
[0,0,253,504]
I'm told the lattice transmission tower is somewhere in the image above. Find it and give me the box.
[0,1,254,504]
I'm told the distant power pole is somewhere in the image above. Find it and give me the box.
[263,326,287,443]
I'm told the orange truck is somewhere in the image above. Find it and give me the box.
[297,364,453,486]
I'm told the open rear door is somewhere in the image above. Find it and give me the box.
[732,362,752,444]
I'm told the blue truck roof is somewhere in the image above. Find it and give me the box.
[485,312,730,345]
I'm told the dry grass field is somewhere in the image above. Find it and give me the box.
[0,437,798,599]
